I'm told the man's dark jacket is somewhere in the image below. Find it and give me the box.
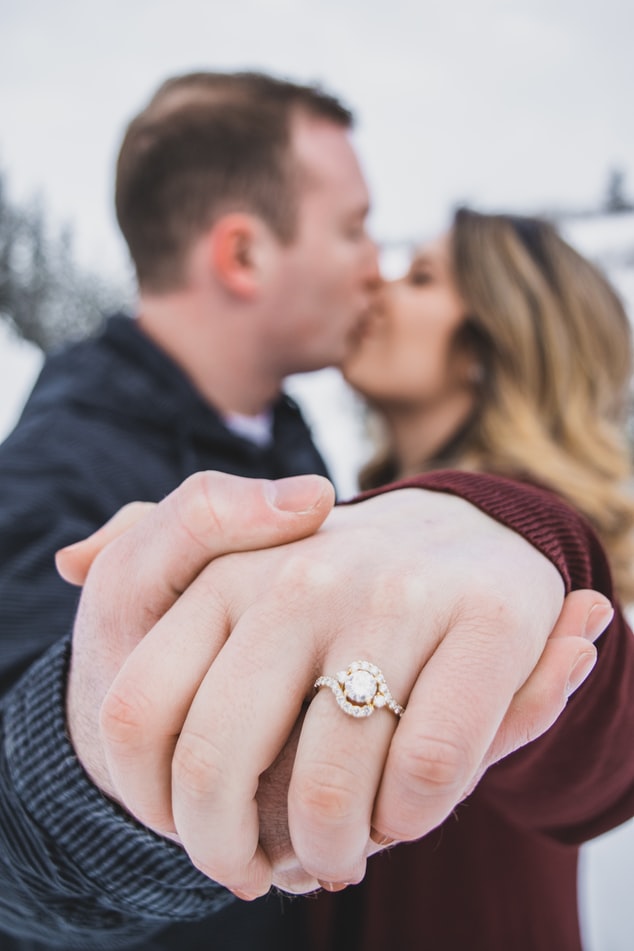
[0,315,328,950]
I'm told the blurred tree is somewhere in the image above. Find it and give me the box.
[0,168,126,352]
[604,168,633,214]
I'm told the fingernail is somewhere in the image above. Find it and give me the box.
[584,603,614,641]
[318,881,350,892]
[266,476,326,513]
[566,650,597,697]
[370,827,395,847]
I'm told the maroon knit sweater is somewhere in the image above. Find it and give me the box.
[299,471,634,951]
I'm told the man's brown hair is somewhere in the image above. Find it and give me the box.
[115,71,354,292]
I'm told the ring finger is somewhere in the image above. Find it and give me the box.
[288,653,413,885]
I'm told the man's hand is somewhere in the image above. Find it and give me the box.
[62,471,335,801]
[59,476,612,898]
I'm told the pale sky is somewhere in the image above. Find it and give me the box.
[1,0,633,282]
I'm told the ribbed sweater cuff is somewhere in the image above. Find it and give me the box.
[4,636,232,921]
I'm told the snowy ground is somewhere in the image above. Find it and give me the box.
[1,212,634,949]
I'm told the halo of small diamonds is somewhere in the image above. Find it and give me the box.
[314,661,405,718]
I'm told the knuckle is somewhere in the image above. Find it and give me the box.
[100,684,153,751]
[365,566,430,630]
[88,536,128,584]
[275,555,351,636]
[396,733,473,797]
[294,762,359,824]
[84,544,144,629]
[172,471,225,548]
[173,731,225,803]
[279,550,339,593]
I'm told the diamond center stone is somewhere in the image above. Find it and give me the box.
[345,670,378,704]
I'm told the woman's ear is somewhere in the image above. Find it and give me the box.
[207,213,265,299]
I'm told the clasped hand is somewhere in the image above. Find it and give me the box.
[59,472,608,898]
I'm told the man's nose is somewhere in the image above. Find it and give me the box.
[364,238,381,285]
[367,276,388,312]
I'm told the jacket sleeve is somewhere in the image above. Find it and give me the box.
[359,469,634,844]
[0,418,234,947]
[1,639,234,948]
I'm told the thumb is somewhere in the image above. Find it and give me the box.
[55,473,336,588]
[545,588,614,643]
[485,636,597,770]
[71,471,335,641]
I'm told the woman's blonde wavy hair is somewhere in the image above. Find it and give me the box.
[360,207,634,603]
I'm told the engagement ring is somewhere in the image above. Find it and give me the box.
[314,660,405,719]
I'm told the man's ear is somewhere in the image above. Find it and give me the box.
[207,213,271,299]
